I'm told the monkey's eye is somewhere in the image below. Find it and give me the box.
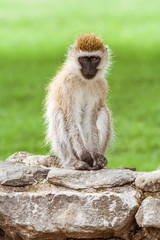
[91,57,98,62]
[79,57,88,62]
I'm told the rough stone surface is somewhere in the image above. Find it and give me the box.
[5,151,34,163]
[48,167,137,189]
[135,196,160,228]
[0,152,160,240]
[0,187,138,239]
[0,162,49,186]
[135,171,160,192]
[5,151,59,168]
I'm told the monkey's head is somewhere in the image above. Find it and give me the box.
[67,33,110,80]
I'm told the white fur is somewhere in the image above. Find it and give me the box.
[96,107,111,153]
[52,110,77,166]
[73,84,99,153]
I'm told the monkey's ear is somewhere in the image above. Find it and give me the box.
[67,45,73,55]
[105,45,109,51]
[67,45,74,57]
[69,45,73,51]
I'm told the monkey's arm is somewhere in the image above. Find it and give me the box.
[67,112,94,167]
[88,106,112,169]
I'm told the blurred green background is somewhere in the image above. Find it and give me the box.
[0,0,160,170]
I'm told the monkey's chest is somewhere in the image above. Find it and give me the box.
[74,98,97,130]
[73,86,100,126]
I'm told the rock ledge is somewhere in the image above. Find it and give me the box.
[0,152,160,240]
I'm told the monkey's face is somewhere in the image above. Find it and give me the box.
[78,56,101,79]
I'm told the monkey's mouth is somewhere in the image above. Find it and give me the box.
[81,69,97,80]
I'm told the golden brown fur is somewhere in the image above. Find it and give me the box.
[75,33,105,52]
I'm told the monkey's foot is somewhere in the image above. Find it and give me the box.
[80,151,94,167]
[92,153,108,170]
[73,160,92,171]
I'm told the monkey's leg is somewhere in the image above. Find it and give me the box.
[80,107,106,170]
[53,110,92,170]
[90,107,112,169]
[67,117,94,168]
[63,103,95,168]
[96,107,112,154]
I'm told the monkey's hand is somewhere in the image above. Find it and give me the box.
[80,150,94,167]
[92,153,108,170]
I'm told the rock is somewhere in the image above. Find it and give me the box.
[23,155,60,167]
[135,196,160,228]
[132,227,160,240]
[135,171,160,192]
[48,168,137,190]
[5,151,60,168]
[1,152,160,239]
[5,152,34,163]
[0,162,49,187]
[0,186,138,240]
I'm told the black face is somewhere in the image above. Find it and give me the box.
[78,56,101,79]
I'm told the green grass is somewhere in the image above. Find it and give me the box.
[0,0,160,171]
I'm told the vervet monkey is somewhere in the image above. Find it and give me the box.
[45,33,113,170]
